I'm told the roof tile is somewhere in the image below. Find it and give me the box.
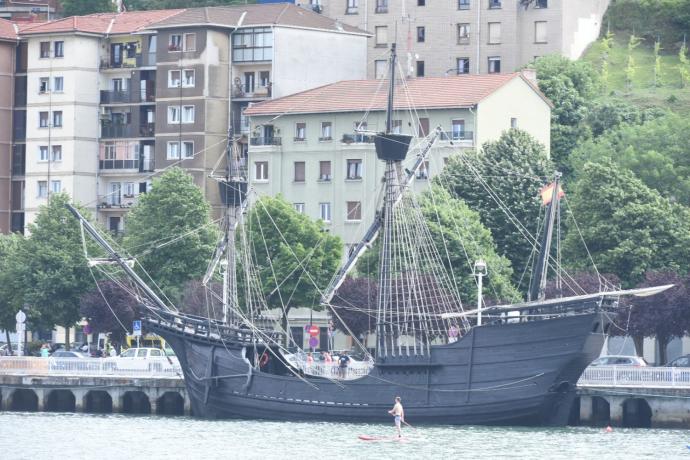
[0,18,18,41]
[244,74,534,116]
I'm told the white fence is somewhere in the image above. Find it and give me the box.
[0,357,182,378]
[283,354,373,381]
[578,366,690,388]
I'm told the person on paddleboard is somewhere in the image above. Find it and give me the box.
[388,396,405,437]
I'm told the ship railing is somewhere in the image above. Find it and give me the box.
[284,353,374,380]
[0,356,182,378]
[578,365,690,388]
[144,307,284,344]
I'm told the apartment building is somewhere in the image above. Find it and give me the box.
[318,0,610,78]
[0,19,17,234]
[2,4,368,233]
[0,0,57,22]
[244,72,552,247]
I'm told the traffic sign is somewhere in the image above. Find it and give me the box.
[308,325,319,337]
[132,320,142,337]
[308,336,319,348]
[15,310,26,323]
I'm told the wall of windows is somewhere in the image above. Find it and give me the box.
[232,28,273,62]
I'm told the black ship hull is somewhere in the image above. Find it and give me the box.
[149,311,606,426]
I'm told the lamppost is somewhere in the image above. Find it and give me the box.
[473,260,487,326]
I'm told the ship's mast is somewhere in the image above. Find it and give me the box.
[528,172,562,302]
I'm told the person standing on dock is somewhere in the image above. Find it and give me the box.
[388,396,405,438]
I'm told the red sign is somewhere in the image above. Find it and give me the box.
[308,325,320,337]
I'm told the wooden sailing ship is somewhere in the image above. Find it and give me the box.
[67,44,670,425]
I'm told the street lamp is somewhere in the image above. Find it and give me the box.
[473,260,487,326]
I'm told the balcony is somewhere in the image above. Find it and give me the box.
[440,130,474,145]
[101,123,155,139]
[341,133,375,144]
[101,90,140,104]
[100,54,144,70]
[139,123,155,137]
[250,136,281,146]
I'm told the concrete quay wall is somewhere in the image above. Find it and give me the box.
[0,374,189,415]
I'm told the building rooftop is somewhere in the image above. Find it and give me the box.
[18,9,185,35]
[244,73,550,116]
[0,18,18,41]
[147,3,367,35]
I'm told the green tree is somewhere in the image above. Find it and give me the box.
[563,162,690,287]
[79,280,138,352]
[653,38,664,87]
[438,129,554,291]
[123,167,218,303]
[0,233,22,350]
[533,55,599,171]
[246,195,342,341]
[585,99,665,138]
[624,34,644,91]
[570,113,690,205]
[10,194,97,349]
[678,40,690,88]
[600,30,615,93]
[61,0,115,16]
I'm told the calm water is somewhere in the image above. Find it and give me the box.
[0,412,687,459]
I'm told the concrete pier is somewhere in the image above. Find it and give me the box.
[0,374,189,416]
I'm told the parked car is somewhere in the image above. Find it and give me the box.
[106,347,178,372]
[0,343,16,356]
[588,355,648,367]
[51,351,89,359]
[666,355,690,367]
[48,350,91,371]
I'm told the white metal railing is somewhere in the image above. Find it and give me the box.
[578,365,690,388]
[283,354,373,381]
[0,357,182,378]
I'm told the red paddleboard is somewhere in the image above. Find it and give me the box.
[358,435,404,442]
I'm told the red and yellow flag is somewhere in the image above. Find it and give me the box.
[540,182,565,205]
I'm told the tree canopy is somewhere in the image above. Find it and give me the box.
[437,128,554,291]
[61,0,115,16]
[331,277,377,340]
[125,0,251,10]
[123,167,218,303]
[79,280,138,350]
[0,233,22,348]
[563,161,690,287]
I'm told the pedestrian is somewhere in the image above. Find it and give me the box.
[448,323,459,343]
[40,343,50,358]
[322,351,332,363]
[338,350,350,378]
[306,352,314,365]
[387,396,405,438]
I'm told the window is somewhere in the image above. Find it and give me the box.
[295,122,306,141]
[167,141,180,159]
[259,71,270,88]
[416,160,430,179]
[53,76,63,92]
[183,141,194,158]
[375,60,387,79]
[347,0,358,14]
[319,202,331,222]
[346,159,362,179]
[184,33,196,52]
[183,69,195,87]
[51,145,62,161]
[451,119,466,139]
[168,70,181,87]
[346,201,362,221]
[40,41,50,58]
[457,58,470,74]
[417,26,425,43]
[319,161,331,181]
[51,180,61,193]
[392,120,402,134]
[52,111,63,128]
[169,34,182,51]
[353,121,368,142]
[232,27,273,62]
[294,203,305,214]
[255,161,268,181]
[38,181,48,198]
[418,118,429,137]
[536,0,547,7]
[112,78,125,92]
[457,23,470,44]
[458,0,470,9]
[488,56,501,73]
[244,72,255,93]
[320,122,332,141]
[376,0,388,13]
[168,106,180,124]
[511,117,518,129]
[535,21,547,44]
[488,22,501,44]
[54,41,64,58]
[39,146,48,161]
[375,26,388,46]
[105,143,116,160]
[418,0,425,5]
[182,105,195,123]
[39,77,49,93]
[416,61,425,77]
[39,111,49,128]
[126,42,137,59]
[294,161,305,182]
[489,0,501,8]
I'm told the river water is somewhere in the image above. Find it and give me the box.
[0,412,686,459]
